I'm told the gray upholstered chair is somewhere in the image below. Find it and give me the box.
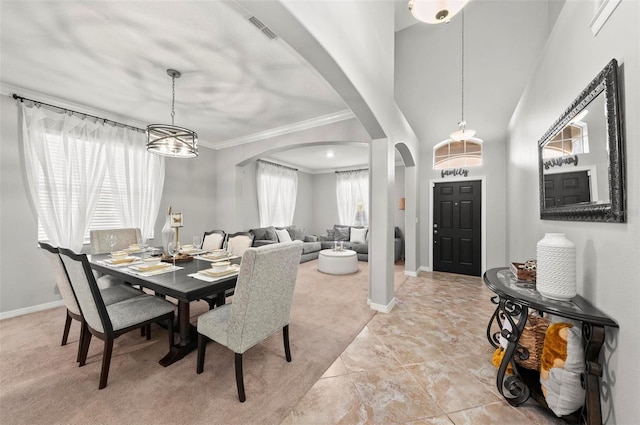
[89,228,141,289]
[196,241,303,402]
[58,248,176,389]
[89,228,142,254]
[202,230,226,251]
[225,231,254,257]
[39,242,146,361]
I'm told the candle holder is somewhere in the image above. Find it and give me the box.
[171,212,183,246]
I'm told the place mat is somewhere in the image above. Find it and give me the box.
[188,269,239,283]
[127,264,182,277]
[97,257,139,267]
[181,248,207,255]
[129,263,170,273]
[195,254,241,262]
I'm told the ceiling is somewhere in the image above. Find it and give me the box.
[0,1,554,173]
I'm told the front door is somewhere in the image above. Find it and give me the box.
[433,180,481,276]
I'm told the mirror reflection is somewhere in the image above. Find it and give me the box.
[541,91,609,208]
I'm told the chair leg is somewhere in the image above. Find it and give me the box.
[196,333,207,374]
[98,338,114,390]
[76,319,87,363]
[283,324,292,362]
[145,323,151,340]
[78,323,92,366]
[62,310,72,346]
[235,353,246,402]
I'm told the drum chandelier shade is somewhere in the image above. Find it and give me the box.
[146,69,198,158]
[408,0,469,24]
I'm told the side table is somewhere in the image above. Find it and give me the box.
[483,267,618,425]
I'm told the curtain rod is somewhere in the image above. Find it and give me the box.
[257,159,298,171]
[335,168,369,174]
[12,93,145,134]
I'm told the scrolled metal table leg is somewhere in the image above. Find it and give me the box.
[495,297,531,406]
[581,323,606,425]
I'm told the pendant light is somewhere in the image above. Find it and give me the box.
[147,69,198,158]
[408,0,470,24]
[450,10,476,141]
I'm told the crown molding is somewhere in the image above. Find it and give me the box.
[210,109,355,150]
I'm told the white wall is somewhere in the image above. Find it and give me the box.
[507,1,640,422]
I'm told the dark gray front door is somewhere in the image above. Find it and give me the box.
[433,180,481,276]
[543,170,591,207]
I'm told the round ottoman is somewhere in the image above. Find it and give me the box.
[318,249,358,275]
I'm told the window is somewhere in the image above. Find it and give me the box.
[542,123,590,159]
[35,135,125,243]
[336,169,369,226]
[433,138,483,169]
[256,160,298,227]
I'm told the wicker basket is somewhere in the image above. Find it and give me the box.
[515,314,550,370]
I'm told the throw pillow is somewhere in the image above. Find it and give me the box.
[540,322,585,417]
[350,227,367,244]
[304,235,318,242]
[326,229,335,240]
[265,228,277,241]
[334,226,350,241]
[288,227,305,241]
[275,228,292,243]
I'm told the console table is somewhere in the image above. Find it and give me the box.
[483,267,618,425]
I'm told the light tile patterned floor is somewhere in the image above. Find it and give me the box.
[281,271,566,425]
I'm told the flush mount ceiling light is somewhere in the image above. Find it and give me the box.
[147,69,198,158]
[449,10,478,142]
[408,0,470,24]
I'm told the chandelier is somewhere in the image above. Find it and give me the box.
[449,10,477,141]
[146,69,198,158]
[408,0,470,24]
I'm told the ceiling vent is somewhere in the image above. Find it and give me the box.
[248,16,278,40]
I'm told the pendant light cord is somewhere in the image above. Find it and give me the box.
[171,74,176,126]
[460,10,465,125]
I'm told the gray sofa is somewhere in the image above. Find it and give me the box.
[317,225,403,262]
[249,224,404,263]
[249,225,321,263]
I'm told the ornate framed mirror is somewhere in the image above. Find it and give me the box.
[538,59,625,222]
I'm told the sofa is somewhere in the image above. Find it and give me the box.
[317,225,404,262]
[249,225,321,263]
[249,224,404,263]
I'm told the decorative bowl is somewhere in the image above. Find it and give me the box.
[142,257,162,265]
[128,244,141,251]
[211,261,231,272]
[111,251,128,260]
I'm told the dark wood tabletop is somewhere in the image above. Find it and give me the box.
[89,250,240,366]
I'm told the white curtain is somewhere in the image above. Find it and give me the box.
[257,161,298,227]
[105,127,165,242]
[21,104,109,252]
[336,169,369,226]
[21,103,165,251]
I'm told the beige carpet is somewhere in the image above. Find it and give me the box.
[0,260,381,425]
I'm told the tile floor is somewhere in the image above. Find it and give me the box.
[281,270,565,425]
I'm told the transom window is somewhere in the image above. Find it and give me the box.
[542,123,590,158]
[433,138,483,169]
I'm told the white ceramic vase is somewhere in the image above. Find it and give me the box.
[536,233,576,300]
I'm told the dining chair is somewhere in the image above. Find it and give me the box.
[202,230,226,251]
[58,248,176,389]
[89,228,141,289]
[225,231,255,257]
[39,242,147,361]
[196,241,303,402]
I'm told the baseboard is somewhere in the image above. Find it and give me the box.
[418,266,432,273]
[368,297,396,313]
[404,270,418,277]
[0,300,63,321]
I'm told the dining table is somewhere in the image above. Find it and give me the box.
[89,249,240,366]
